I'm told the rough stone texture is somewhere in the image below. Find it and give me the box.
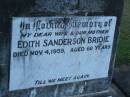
[113,65,130,96]
[0,0,124,97]
[109,84,125,97]
[0,33,9,97]
[31,0,106,14]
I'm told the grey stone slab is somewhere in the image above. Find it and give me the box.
[113,65,130,96]
[109,84,125,97]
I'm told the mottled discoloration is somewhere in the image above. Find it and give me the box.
[0,0,124,97]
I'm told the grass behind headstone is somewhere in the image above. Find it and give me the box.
[116,0,130,65]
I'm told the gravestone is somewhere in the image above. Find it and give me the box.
[0,0,124,97]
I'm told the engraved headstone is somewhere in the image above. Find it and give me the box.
[0,0,124,97]
[10,16,117,90]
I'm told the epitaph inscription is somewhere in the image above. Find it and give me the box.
[10,16,117,90]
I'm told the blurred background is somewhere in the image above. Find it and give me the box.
[116,0,130,66]
[114,0,130,96]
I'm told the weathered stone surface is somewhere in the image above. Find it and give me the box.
[0,0,124,97]
[0,33,9,97]
[31,0,106,14]
[109,84,125,97]
[113,65,130,96]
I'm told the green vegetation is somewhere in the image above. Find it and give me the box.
[115,0,130,65]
